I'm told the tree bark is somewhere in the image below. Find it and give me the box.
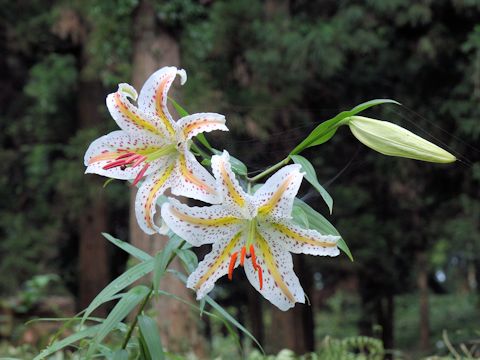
[417,252,430,352]
[77,79,110,314]
[129,1,205,355]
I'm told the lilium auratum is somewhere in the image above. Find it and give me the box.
[162,151,340,310]
[84,67,227,234]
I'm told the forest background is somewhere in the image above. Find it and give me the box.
[1,0,479,358]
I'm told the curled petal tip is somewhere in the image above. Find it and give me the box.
[177,69,187,85]
[117,83,138,100]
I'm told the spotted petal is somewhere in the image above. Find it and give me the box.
[171,145,220,204]
[258,220,340,257]
[244,231,305,311]
[106,84,168,138]
[211,151,252,215]
[135,157,176,234]
[177,113,228,142]
[254,164,303,221]
[138,67,185,140]
[161,198,243,247]
[84,130,164,180]
[186,231,243,299]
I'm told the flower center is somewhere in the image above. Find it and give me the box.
[227,220,264,290]
[102,144,177,185]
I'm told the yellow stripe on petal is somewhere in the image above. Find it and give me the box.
[154,77,176,137]
[144,163,175,229]
[194,232,243,290]
[256,231,295,303]
[219,162,245,208]
[271,223,337,248]
[115,93,163,136]
[258,174,295,216]
[169,206,240,226]
[178,153,216,194]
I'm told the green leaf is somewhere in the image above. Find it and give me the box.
[290,99,400,155]
[138,315,165,360]
[168,96,189,118]
[175,248,198,273]
[81,258,154,325]
[290,155,333,214]
[87,285,151,357]
[102,233,152,262]
[153,233,185,298]
[293,198,353,261]
[34,325,100,360]
[168,97,213,150]
[211,149,248,176]
[112,349,129,360]
[291,205,309,229]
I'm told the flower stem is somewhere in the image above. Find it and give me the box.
[247,156,290,183]
[121,241,186,349]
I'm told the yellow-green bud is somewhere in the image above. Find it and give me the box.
[347,116,456,163]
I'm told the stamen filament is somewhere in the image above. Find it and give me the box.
[228,252,238,280]
[132,163,150,186]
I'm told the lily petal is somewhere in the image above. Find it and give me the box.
[177,113,228,141]
[161,198,243,246]
[84,130,163,180]
[186,231,243,299]
[106,85,168,138]
[211,151,251,213]
[137,66,182,139]
[254,164,303,221]
[258,220,340,257]
[135,157,176,234]
[244,231,305,311]
[171,146,220,204]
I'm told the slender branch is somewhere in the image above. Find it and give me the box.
[121,241,186,349]
[247,157,290,183]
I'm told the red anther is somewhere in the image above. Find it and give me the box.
[250,245,258,271]
[115,152,136,160]
[257,266,263,290]
[131,155,147,168]
[132,163,150,186]
[103,159,127,170]
[228,252,238,281]
[240,246,246,266]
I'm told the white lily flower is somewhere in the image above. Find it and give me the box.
[84,67,228,234]
[161,151,340,311]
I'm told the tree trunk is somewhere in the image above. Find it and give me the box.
[77,80,110,314]
[129,1,205,355]
[266,257,313,354]
[417,252,430,352]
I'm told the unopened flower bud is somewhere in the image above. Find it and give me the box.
[347,116,456,163]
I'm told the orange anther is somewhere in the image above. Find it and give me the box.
[240,246,246,266]
[250,245,258,270]
[257,266,263,290]
[228,252,238,281]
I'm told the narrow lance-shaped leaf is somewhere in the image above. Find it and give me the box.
[290,154,333,214]
[293,198,353,261]
[290,99,400,155]
[169,97,213,150]
[103,232,152,262]
[34,325,101,360]
[81,258,154,325]
[153,233,183,298]
[86,285,151,357]
[138,315,165,360]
